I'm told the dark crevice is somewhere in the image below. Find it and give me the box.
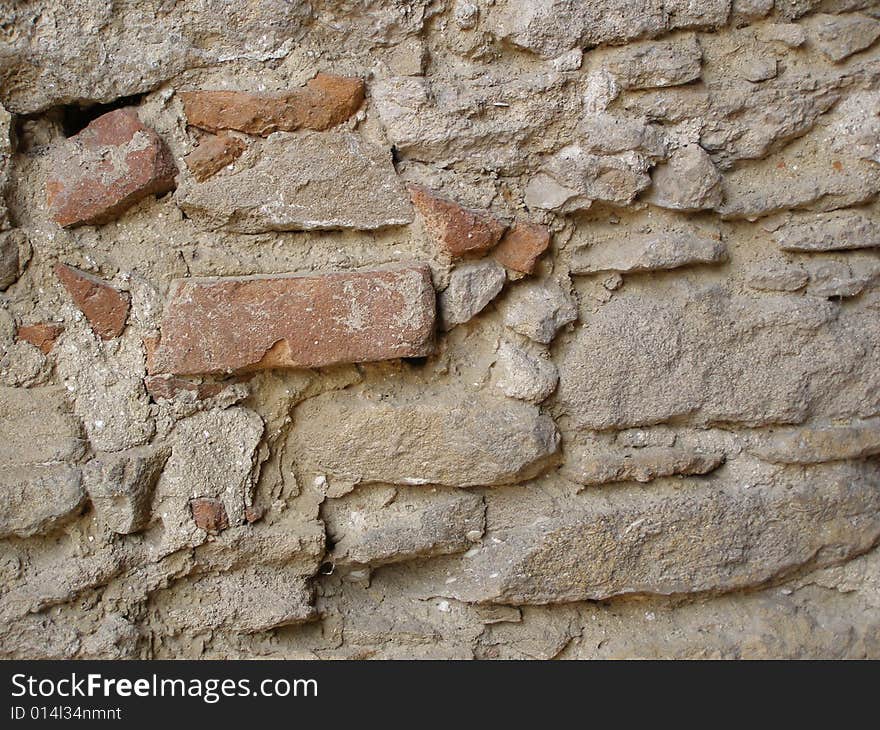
[59,94,146,137]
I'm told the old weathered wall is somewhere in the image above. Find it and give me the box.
[1,0,880,659]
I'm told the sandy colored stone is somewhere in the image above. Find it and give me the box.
[503,280,578,344]
[805,12,880,63]
[181,73,365,136]
[148,264,436,376]
[17,323,64,354]
[291,389,560,488]
[418,461,880,604]
[562,445,725,487]
[774,209,880,251]
[645,144,723,211]
[492,341,559,403]
[753,421,880,464]
[46,109,176,227]
[0,230,22,290]
[440,259,506,330]
[183,133,246,181]
[83,446,169,534]
[570,230,726,274]
[324,485,485,567]
[494,222,551,274]
[746,263,809,292]
[602,35,703,90]
[54,263,130,340]
[176,131,412,232]
[410,185,507,257]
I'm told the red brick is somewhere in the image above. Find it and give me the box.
[147,264,436,376]
[17,323,64,354]
[184,132,247,181]
[190,497,229,533]
[494,222,551,274]
[47,108,177,227]
[54,263,130,340]
[409,185,507,258]
[180,73,365,136]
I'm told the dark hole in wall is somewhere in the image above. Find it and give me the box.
[59,93,146,137]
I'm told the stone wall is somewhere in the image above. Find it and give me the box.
[1,0,880,659]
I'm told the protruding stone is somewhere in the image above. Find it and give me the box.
[0,387,86,539]
[0,466,85,539]
[753,421,880,464]
[184,133,246,181]
[645,144,723,211]
[774,210,880,252]
[409,185,507,257]
[83,446,170,534]
[0,230,24,291]
[176,131,412,232]
[291,390,560,488]
[805,13,880,63]
[503,281,578,344]
[492,341,558,403]
[440,259,506,330]
[180,73,365,136]
[54,263,130,340]
[324,485,485,566]
[602,35,703,90]
[143,375,247,403]
[46,109,177,227]
[746,263,809,292]
[17,323,64,354]
[562,445,725,487]
[494,222,551,274]
[190,497,230,534]
[148,264,436,376]
[419,461,880,604]
[571,231,726,275]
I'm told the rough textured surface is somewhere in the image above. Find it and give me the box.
[177,131,413,232]
[181,74,365,135]
[47,109,177,227]
[148,265,436,375]
[291,389,560,488]
[3,1,880,660]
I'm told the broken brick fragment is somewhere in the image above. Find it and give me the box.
[143,374,248,401]
[184,132,247,181]
[190,497,229,534]
[180,73,365,136]
[147,264,436,376]
[409,185,507,258]
[54,263,130,340]
[494,222,551,274]
[17,323,64,354]
[47,108,177,227]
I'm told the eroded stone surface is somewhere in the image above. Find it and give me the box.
[645,144,723,211]
[562,445,725,487]
[492,342,559,403]
[418,460,880,604]
[602,35,703,90]
[503,281,578,344]
[324,485,485,567]
[148,265,436,376]
[177,131,412,232]
[774,209,880,251]
[805,12,880,62]
[571,230,727,274]
[557,285,880,430]
[0,387,86,538]
[753,421,880,464]
[47,109,176,227]
[440,260,506,330]
[291,390,560,488]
